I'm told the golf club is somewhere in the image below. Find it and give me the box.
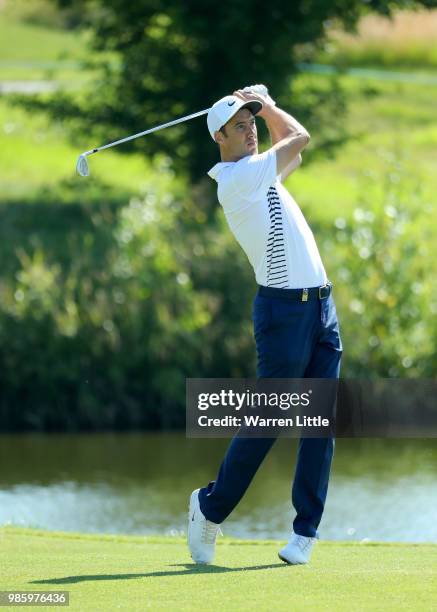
[76,108,210,177]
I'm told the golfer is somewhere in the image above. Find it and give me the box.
[188,86,342,565]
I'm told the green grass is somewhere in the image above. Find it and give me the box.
[0,100,178,202]
[0,65,93,90]
[0,19,85,63]
[315,10,437,69]
[318,39,437,70]
[1,2,436,227]
[0,3,107,85]
[1,73,436,220]
[1,527,436,611]
[0,4,435,254]
[288,74,437,223]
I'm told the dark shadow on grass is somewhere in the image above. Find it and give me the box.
[30,563,287,584]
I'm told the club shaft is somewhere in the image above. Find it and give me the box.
[83,108,210,156]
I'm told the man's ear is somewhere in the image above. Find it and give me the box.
[215,130,225,145]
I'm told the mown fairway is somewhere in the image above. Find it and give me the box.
[1,527,436,611]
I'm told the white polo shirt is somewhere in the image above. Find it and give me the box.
[208,149,327,289]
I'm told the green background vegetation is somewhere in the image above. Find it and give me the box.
[0,1,435,430]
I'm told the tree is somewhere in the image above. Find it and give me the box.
[50,0,434,180]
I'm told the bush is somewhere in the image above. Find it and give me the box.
[0,167,256,431]
[323,164,436,377]
[0,159,434,431]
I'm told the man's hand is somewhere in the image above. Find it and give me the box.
[232,89,275,118]
[242,84,276,107]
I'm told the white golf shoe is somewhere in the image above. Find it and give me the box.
[188,489,222,564]
[278,532,317,565]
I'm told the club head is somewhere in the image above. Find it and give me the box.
[76,154,89,177]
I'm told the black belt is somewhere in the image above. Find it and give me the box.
[258,282,332,302]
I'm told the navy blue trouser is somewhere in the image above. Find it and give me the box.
[198,285,342,538]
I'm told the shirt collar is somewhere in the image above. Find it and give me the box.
[207,161,234,181]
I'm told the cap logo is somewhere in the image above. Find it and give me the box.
[227,100,236,106]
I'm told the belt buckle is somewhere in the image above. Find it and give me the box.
[301,288,308,302]
[318,283,331,300]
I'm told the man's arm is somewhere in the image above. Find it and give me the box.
[264,104,303,180]
[279,153,302,181]
[234,90,310,177]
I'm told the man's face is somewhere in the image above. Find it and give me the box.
[215,108,258,160]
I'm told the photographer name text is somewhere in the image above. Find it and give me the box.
[197,415,330,427]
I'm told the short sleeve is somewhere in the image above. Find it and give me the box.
[229,149,277,199]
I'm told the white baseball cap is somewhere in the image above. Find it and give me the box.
[207,95,263,141]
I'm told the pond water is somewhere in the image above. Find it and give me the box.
[0,434,436,542]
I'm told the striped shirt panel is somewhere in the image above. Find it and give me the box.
[266,186,289,288]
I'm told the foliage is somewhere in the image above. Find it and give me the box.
[30,0,430,180]
[0,3,435,431]
[0,159,434,430]
[324,163,436,378]
[0,164,255,430]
